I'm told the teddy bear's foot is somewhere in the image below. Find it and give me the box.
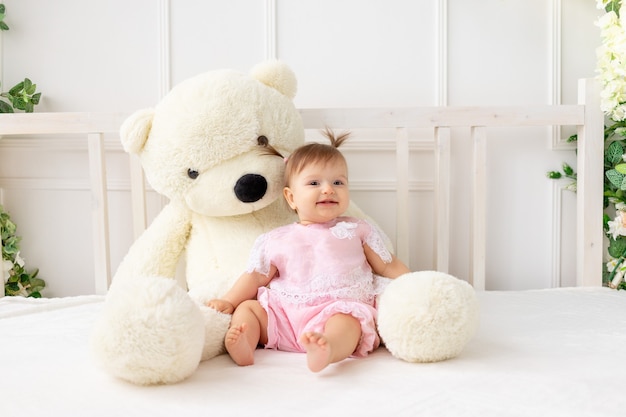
[91,276,205,385]
[377,271,479,363]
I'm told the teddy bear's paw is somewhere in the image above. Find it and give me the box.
[91,276,205,385]
[196,303,232,361]
[377,271,479,363]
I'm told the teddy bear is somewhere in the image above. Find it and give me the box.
[90,60,479,385]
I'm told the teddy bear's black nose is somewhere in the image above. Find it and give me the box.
[234,174,268,203]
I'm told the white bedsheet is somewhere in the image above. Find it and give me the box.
[1,287,625,417]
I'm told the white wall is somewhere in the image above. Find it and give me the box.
[0,0,601,295]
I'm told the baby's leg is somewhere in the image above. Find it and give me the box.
[300,313,361,372]
[226,300,268,366]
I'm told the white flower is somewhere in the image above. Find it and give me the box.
[14,251,25,267]
[2,259,13,283]
[330,221,358,240]
[13,281,29,297]
[616,202,626,211]
[565,182,577,192]
[607,210,626,239]
[596,7,626,121]
[606,257,626,274]
[597,0,613,9]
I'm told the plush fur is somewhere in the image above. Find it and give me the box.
[90,61,478,385]
[377,271,479,362]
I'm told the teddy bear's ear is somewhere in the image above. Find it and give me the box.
[250,60,297,99]
[120,108,155,154]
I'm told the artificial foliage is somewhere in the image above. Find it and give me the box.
[1,205,45,297]
[0,3,41,113]
[548,0,626,290]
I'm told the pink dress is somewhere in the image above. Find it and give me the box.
[247,216,392,357]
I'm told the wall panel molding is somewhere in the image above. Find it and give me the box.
[0,177,425,193]
[551,180,572,288]
[0,178,131,191]
[265,0,277,60]
[158,0,171,98]
[437,0,448,106]
[0,138,124,152]
[550,0,575,151]
[338,140,435,152]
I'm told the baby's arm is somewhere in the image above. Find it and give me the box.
[206,267,276,312]
[364,243,410,279]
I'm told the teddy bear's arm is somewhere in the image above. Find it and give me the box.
[113,202,192,281]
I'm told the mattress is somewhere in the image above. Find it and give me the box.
[1,287,625,417]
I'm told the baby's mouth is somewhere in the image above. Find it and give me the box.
[317,199,338,206]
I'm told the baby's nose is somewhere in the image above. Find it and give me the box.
[321,182,334,193]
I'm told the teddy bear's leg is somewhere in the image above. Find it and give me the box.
[91,276,206,385]
[377,271,479,363]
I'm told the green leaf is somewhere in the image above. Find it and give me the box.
[606,169,624,188]
[562,163,574,176]
[8,81,24,96]
[608,237,626,258]
[0,21,8,31]
[606,141,624,165]
[0,100,14,113]
[616,164,626,174]
[24,79,35,95]
[607,0,622,16]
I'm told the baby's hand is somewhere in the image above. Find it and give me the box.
[206,299,235,314]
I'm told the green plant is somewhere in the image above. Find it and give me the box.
[1,205,45,297]
[548,0,626,290]
[0,3,41,113]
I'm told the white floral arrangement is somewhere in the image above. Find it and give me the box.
[1,205,45,297]
[549,1,626,289]
[597,0,626,120]
[596,0,626,289]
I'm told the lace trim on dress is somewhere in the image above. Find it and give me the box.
[246,233,271,276]
[364,222,393,263]
[330,221,358,240]
[269,266,378,305]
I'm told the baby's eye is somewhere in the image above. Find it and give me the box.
[308,181,320,186]
[333,180,345,186]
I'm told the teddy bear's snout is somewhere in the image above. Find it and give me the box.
[234,173,268,203]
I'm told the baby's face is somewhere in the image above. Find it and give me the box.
[283,160,350,225]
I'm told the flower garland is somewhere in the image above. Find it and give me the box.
[594,0,626,288]
[1,205,45,297]
[549,1,626,289]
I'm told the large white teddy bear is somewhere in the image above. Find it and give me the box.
[91,61,479,385]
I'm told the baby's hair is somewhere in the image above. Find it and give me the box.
[284,128,351,186]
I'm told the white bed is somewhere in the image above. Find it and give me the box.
[1,78,624,416]
[1,288,625,416]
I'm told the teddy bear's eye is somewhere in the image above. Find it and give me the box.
[187,169,199,180]
[257,136,269,146]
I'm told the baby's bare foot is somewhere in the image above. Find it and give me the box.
[225,323,254,366]
[300,332,332,372]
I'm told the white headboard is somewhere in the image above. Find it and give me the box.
[0,79,603,294]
